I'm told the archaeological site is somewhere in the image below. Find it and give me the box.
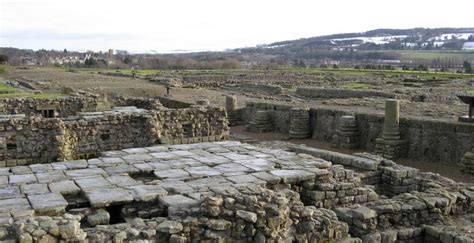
[2,21,474,242]
[0,73,471,243]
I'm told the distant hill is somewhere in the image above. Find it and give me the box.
[261,28,474,51]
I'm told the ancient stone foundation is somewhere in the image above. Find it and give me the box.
[0,141,472,242]
[289,107,311,139]
[375,99,407,159]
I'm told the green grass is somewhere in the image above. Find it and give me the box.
[467,88,474,95]
[0,83,18,92]
[341,82,373,89]
[400,51,471,61]
[0,92,65,99]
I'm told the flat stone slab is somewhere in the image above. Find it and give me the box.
[84,187,133,207]
[75,176,112,189]
[20,183,50,195]
[126,185,168,202]
[214,163,251,174]
[0,186,21,199]
[123,148,149,154]
[9,174,37,185]
[27,193,68,213]
[122,154,154,163]
[0,176,7,185]
[159,194,199,208]
[154,169,189,180]
[185,166,222,178]
[106,175,141,187]
[49,180,81,195]
[236,159,274,171]
[251,172,281,184]
[226,174,262,184]
[104,165,139,175]
[0,197,31,213]
[36,171,67,183]
[52,160,88,170]
[270,169,315,183]
[170,150,196,157]
[65,168,107,178]
[29,164,53,173]
[159,180,194,194]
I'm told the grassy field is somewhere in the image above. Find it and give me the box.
[395,50,474,62]
[0,93,65,99]
[0,83,18,93]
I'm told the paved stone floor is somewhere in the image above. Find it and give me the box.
[0,140,333,216]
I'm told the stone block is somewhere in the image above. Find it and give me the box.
[27,193,68,214]
[84,187,133,208]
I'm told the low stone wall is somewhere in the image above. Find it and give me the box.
[243,101,474,165]
[239,83,283,95]
[115,97,164,110]
[157,96,193,109]
[0,106,229,166]
[296,87,396,99]
[0,95,99,117]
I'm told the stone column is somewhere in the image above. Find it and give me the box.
[225,96,240,126]
[337,115,360,149]
[246,110,274,133]
[375,99,407,159]
[461,151,474,175]
[289,108,311,139]
[225,96,237,112]
[382,99,400,140]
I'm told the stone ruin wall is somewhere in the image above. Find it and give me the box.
[114,97,164,110]
[243,101,474,165]
[157,96,193,109]
[239,83,283,95]
[296,86,397,99]
[0,96,99,117]
[0,105,229,167]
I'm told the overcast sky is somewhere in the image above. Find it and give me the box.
[1,0,473,53]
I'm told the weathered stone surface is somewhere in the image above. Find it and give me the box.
[9,174,37,185]
[75,176,112,189]
[270,169,315,183]
[48,180,80,195]
[159,195,199,207]
[0,197,31,213]
[236,210,258,223]
[27,193,68,213]
[20,183,49,195]
[84,187,133,207]
[87,209,110,226]
[156,220,183,234]
[154,169,189,179]
[65,168,107,178]
[126,185,168,201]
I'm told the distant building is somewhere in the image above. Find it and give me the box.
[108,49,114,58]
